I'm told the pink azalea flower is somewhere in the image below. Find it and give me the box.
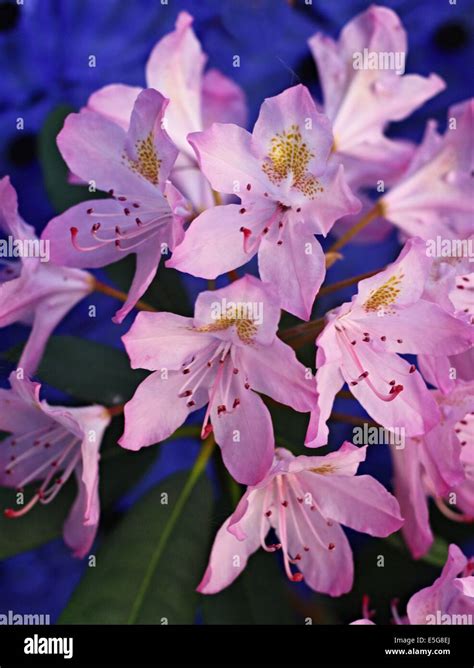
[309,5,445,189]
[41,89,188,323]
[419,270,473,394]
[382,100,474,240]
[306,238,473,447]
[168,84,360,319]
[197,442,403,595]
[0,177,93,374]
[392,382,474,558]
[351,544,474,624]
[406,544,474,624]
[85,11,247,210]
[0,373,110,558]
[119,275,316,484]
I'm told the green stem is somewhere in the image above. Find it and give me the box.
[126,435,215,624]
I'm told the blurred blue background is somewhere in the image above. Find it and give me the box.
[0,0,473,622]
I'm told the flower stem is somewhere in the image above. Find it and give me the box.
[326,202,384,264]
[94,279,157,312]
[329,411,379,428]
[279,316,326,349]
[319,269,380,296]
[127,435,215,624]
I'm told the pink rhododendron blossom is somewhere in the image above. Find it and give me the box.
[0,177,93,374]
[407,544,474,624]
[168,84,360,319]
[85,11,247,210]
[119,275,316,484]
[351,544,474,624]
[306,238,473,447]
[419,269,473,394]
[197,442,403,595]
[0,373,110,558]
[382,100,474,240]
[41,89,188,323]
[392,382,474,558]
[309,5,444,189]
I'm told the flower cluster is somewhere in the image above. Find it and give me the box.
[1,6,473,608]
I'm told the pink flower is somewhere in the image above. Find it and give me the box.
[306,238,473,447]
[41,89,188,323]
[168,84,360,319]
[85,11,247,210]
[119,275,316,484]
[382,100,474,240]
[392,382,474,558]
[309,5,444,189]
[351,544,474,624]
[197,442,403,596]
[0,373,110,558]
[0,177,93,374]
[419,270,473,394]
[406,544,474,624]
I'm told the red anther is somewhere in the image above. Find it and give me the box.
[409,364,416,373]
[281,500,288,507]
[201,424,213,439]
[265,510,272,517]
[328,543,336,550]
[246,183,251,190]
[217,404,226,415]
[232,398,240,408]
[292,573,304,582]
[86,208,93,214]
[239,208,246,214]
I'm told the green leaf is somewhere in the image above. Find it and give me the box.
[202,550,296,624]
[59,471,213,624]
[38,105,104,214]
[105,255,192,316]
[385,532,449,568]
[3,336,147,406]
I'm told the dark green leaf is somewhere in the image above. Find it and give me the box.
[59,472,213,624]
[3,336,147,406]
[202,550,297,624]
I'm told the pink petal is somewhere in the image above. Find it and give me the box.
[122,311,212,371]
[167,202,272,279]
[119,370,207,451]
[197,489,265,594]
[0,176,36,242]
[188,124,272,196]
[125,89,178,188]
[112,242,163,324]
[305,345,344,448]
[392,439,433,558]
[211,376,274,485]
[258,220,326,319]
[86,83,142,129]
[252,84,333,177]
[63,467,99,559]
[145,11,205,156]
[193,274,281,345]
[201,69,247,128]
[241,337,316,411]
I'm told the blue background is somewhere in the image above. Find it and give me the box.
[0,0,473,622]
